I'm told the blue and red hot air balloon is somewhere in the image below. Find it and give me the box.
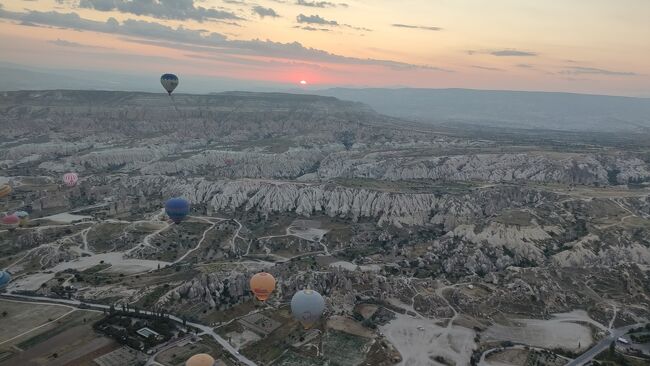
[165,198,190,224]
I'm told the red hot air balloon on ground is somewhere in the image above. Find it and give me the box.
[63,173,79,187]
[2,214,20,228]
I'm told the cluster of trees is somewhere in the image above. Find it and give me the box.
[631,333,650,343]
[94,307,177,350]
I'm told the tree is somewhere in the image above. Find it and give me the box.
[336,131,356,150]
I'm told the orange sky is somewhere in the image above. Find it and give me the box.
[0,0,648,96]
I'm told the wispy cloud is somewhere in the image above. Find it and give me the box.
[471,65,503,72]
[295,13,368,31]
[467,49,538,57]
[295,0,347,8]
[561,66,636,76]
[392,23,442,31]
[48,38,112,49]
[0,9,444,71]
[296,13,337,26]
[294,25,330,32]
[78,0,243,22]
[490,49,537,57]
[252,6,279,18]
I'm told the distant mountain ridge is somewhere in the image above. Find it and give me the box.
[2,62,649,133]
[315,88,650,133]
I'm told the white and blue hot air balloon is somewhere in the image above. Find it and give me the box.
[0,271,11,289]
[160,73,179,95]
[291,289,326,328]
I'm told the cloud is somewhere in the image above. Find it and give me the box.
[561,66,636,76]
[471,65,503,72]
[252,6,278,18]
[344,24,371,32]
[295,0,346,8]
[185,52,333,71]
[466,49,538,57]
[516,63,533,68]
[48,38,111,48]
[19,20,42,27]
[296,13,337,25]
[294,25,330,32]
[0,9,446,72]
[295,14,368,31]
[490,49,537,57]
[78,0,243,22]
[392,23,441,31]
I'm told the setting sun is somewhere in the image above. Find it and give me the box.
[300,80,307,85]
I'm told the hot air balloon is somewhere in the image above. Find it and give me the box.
[291,289,325,329]
[161,74,179,95]
[165,198,190,224]
[250,272,276,301]
[1,214,19,227]
[15,210,29,227]
[0,184,11,198]
[63,172,78,187]
[185,353,214,366]
[0,271,11,289]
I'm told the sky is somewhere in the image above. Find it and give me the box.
[0,0,649,96]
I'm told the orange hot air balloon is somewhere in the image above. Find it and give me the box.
[185,354,214,366]
[250,272,276,301]
[0,184,11,198]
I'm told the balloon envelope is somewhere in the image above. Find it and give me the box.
[165,198,190,224]
[291,289,325,328]
[250,272,276,301]
[161,73,179,95]
[0,184,11,198]
[0,271,11,288]
[1,214,19,225]
[63,173,78,187]
[185,353,214,366]
[14,210,29,218]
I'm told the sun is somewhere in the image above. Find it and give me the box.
[300,80,307,85]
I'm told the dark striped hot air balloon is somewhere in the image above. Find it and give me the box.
[160,74,179,95]
[165,198,190,224]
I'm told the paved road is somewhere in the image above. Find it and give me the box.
[0,293,258,366]
[565,324,643,366]
[145,335,193,366]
